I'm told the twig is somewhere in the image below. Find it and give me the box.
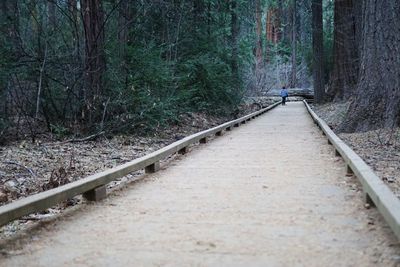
[100,98,110,131]
[44,131,105,145]
[35,43,48,119]
[3,161,36,177]
[63,131,105,143]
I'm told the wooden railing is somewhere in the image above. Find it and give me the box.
[0,101,281,227]
[304,100,400,241]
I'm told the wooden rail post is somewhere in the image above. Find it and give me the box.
[364,192,376,207]
[145,161,160,173]
[199,137,208,144]
[178,147,188,155]
[303,99,400,241]
[83,185,107,201]
[346,165,354,176]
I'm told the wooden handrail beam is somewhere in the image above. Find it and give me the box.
[303,100,400,241]
[0,102,281,227]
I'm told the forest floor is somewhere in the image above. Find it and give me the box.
[0,97,276,237]
[313,102,400,198]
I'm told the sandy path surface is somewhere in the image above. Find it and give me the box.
[1,102,399,266]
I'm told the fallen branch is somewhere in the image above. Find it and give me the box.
[3,161,36,177]
[63,131,105,143]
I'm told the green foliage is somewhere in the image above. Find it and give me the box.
[177,53,238,112]
[50,124,70,139]
[0,0,257,140]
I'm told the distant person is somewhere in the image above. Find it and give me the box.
[280,86,289,106]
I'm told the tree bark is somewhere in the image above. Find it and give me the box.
[255,0,263,69]
[265,7,270,63]
[339,0,400,132]
[118,0,131,90]
[230,0,239,83]
[328,0,359,100]
[81,0,106,123]
[47,0,56,30]
[312,0,325,103]
[68,0,77,21]
[290,0,297,88]
[265,7,280,63]
[1,1,19,50]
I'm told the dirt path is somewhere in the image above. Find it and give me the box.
[1,102,399,266]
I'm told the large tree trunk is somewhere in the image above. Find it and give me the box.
[81,0,106,124]
[339,0,400,132]
[312,0,325,103]
[327,0,359,100]
[265,7,280,63]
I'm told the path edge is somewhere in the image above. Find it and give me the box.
[303,100,400,241]
[0,102,281,227]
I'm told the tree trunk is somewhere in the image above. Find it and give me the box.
[1,1,19,50]
[255,0,263,69]
[68,0,77,21]
[265,7,270,63]
[230,0,239,83]
[339,0,400,132]
[290,0,297,88]
[280,0,291,44]
[48,0,56,30]
[312,0,325,103]
[328,0,359,100]
[193,0,205,26]
[118,0,132,90]
[265,7,280,63]
[81,0,106,124]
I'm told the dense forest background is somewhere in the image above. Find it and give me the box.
[0,0,399,143]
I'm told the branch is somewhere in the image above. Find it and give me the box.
[62,131,105,143]
[35,43,48,119]
[3,161,36,177]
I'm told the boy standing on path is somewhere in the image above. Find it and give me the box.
[280,86,289,105]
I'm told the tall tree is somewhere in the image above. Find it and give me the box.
[1,1,19,51]
[265,6,281,63]
[327,0,359,100]
[312,0,325,103]
[340,0,400,132]
[47,0,56,30]
[255,0,263,69]
[81,0,106,123]
[230,0,239,83]
[118,0,132,90]
[290,0,297,88]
